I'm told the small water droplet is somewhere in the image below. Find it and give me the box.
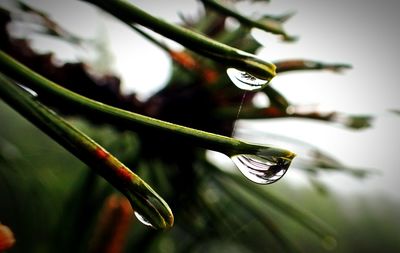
[226,68,269,91]
[18,84,38,96]
[230,154,291,184]
[134,211,154,228]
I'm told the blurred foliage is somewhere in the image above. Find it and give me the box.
[0,0,399,253]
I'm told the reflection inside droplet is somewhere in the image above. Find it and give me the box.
[134,211,154,228]
[230,154,291,184]
[226,68,269,91]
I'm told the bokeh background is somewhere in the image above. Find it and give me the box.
[1,0,400,252]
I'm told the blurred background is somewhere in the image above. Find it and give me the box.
[1,0,400,252]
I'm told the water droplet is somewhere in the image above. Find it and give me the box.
[230,154,291,184]
[18,84,38,96]
[226,68,269,91]
[134,211,154,228]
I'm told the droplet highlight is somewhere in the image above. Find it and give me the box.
[231,154,291,184]
[226,68,269,91]
[134,211,154,228]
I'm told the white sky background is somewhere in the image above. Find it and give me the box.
[243,0,400,200]
[6,0,400,200]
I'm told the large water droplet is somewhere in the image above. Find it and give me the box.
[230,154,291,184]
[226,68,269,91]
[134,211,154,228]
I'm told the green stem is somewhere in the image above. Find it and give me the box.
[200,0,294,40]
[130,25,170,53]
[0,51,293,158]
[216,106,333,120]
[83,0,276,81]
[217,106,371,129]
[274,59,351,73]
[263,85,290,110]
[0,73,173,230]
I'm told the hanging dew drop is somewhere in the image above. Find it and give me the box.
[226,68,269,91]
[134,211,155,228]
[230,153,292,184]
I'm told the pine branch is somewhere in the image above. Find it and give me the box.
[0,73,173,230]
[0,50,295,160]
[83,0,276,82]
